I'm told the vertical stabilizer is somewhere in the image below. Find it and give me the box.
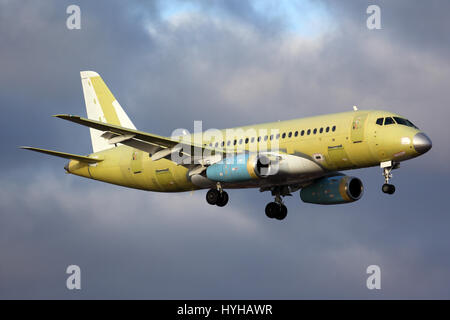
[80,71,136,153]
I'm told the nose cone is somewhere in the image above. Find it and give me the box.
[413,132,432,154]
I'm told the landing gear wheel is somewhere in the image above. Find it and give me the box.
[216,191,229,207]
[275,204,288,221]
[382,183,396,194]
[265,202,278,219]
[206,189,220,205]
[381,162,399,195]
[265,202,288,220]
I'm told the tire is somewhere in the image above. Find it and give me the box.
[387,184,395,194]
[382,184,396,195]
[206,189,219,205]
[275,204,288,221]
[265,202,278,219]
[216,191,229,207]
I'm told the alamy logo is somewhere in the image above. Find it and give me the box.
[66,5,81,30]
[366,265,381,290]
[66,265,81,290]
[366,5,381,30]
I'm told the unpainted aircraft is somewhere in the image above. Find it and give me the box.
[22,71,432,220]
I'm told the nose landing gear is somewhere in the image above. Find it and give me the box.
[382,183,395,194]
[381,161,399,195]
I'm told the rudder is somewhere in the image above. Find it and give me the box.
[80,71,136,153]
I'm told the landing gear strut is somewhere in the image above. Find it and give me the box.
[265,193,288,221]
[206,183,229,207]
[381,161,399,195]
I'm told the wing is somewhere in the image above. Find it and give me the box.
[20,146,103,164]
[54,114,223,166]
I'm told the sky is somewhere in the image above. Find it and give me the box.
[0,0,449,299]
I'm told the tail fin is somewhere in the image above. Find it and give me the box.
[80,71,136,153]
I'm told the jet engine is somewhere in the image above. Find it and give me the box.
[300,175,363,204]
[205,153,323,183]
[205,153,262,182]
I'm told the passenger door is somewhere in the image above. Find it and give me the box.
[351,113,369,143]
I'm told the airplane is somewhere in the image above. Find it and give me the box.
[21,71,432,221]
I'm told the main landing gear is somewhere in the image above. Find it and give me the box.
[381,161,399,195]
[206,183,229,207]
[265,193,288,221]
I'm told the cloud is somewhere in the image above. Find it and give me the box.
[1,0,449,298]
[2,167,450,299]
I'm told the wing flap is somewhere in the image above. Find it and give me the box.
[20,147,103,164]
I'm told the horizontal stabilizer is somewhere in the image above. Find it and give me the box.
[20,147,103,164]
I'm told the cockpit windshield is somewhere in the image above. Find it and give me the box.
[375,116,419,129]
[393,117,419,129]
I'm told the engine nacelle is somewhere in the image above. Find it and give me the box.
[205,153,323,183]
[206,153,260,182]
[300,175,363,204]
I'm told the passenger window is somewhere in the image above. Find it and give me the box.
[319,128,323,134]
[251,137,255,143]
[215,142,218,148]
[332,126,336,132]
[384,117,394,125]
[282,133,286,139]
[270,134,273,140]
[313,128,317,134]
[376,117,383,126]
[227,141,231,146]
[233,140,237,145]
[288,132,292,138]
[294,131,298,137]
[245,138,249,144]
[276,133,280,139]
[239,139,243,144]
[221,141,224,147]
[264,135,268,141]
[326,127,330,133]
[301,130,305,136]
[257,136,261,142]
[307,129,311,135]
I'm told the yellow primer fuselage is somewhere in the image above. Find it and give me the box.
[67,110,423,192]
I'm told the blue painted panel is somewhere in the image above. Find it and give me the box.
[206,154,253,182]
[300,175,349,204]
